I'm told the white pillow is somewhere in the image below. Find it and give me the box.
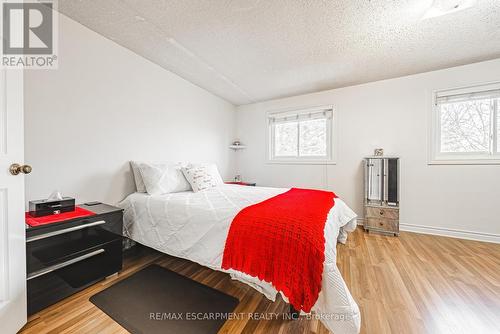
[188,163,224,185]
[139,162,192,195]
[132,161,223,194]
[130,161,147,193]
[181,165,218,192]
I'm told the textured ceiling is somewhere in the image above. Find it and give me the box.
[57,0,500,105]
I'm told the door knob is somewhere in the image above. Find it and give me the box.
[9,163,32,175]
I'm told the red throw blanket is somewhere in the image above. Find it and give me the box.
[222,188,336,312]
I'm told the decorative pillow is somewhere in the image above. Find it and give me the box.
[188,163,224,185]
[130,161,147,193]
[139,162,192,195]
[181,165,218,192]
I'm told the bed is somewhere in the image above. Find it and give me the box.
[119,183,361,334]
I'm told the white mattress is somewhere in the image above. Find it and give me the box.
[119,184,361,333]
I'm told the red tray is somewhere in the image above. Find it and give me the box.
[26,206,96,227]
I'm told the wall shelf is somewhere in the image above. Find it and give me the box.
[229,145,246,150]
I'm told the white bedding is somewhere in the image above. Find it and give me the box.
[119,184,361,334]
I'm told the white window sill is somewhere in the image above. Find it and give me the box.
[428,158,500,165]
[266,160,337,165]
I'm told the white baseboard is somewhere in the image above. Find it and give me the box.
[356,218,500,244]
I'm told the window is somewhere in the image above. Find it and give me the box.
[431,82,500,164]
[268,106,335,163]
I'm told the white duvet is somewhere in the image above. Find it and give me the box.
[119,184,361,333]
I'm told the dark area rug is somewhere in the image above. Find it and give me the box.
[90,264,239,334]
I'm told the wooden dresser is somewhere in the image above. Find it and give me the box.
[364,205,399,235]
[363,157,400,236]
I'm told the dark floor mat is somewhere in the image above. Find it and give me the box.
[90,264,239,334]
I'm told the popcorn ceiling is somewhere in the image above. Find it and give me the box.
[58,0,500,105]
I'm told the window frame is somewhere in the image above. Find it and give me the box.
[266,105,337,165]
[429,82,500,165]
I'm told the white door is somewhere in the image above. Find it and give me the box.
[0,69,27,333]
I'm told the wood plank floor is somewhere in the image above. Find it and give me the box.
[20,227,500,334]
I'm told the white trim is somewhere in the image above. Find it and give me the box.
[428,158,500,165]
[357,218,499,244]
[266,160,337,165]
[267,104,334,117]
[435,81,500,102]
[399,223,500,244]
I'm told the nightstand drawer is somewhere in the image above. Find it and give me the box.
[366,207,399,220]
[27,222,120,274]
[365,217,399,233]
[27,239,122,315]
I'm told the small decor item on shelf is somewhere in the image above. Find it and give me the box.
[234,174,242,182]
[229,140,246,150]
[374,148,384,156]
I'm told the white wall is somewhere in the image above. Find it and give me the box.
[236,59,500,241]
[24,13,236,206]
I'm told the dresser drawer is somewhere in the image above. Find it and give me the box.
[365,217,399,233]
[366,206,399,220]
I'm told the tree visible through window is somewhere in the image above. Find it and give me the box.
[269,107,333,161]
[275,122,298,156]
[497,109,500,153]
[433,84,500,162]
[299,119,327,156]
[440,99,492,153]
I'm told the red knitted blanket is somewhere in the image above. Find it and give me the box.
[222,188,336,312]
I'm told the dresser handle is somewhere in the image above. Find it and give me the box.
[379,210,384,215]
[27,248,105,280]
[27,220,106,243]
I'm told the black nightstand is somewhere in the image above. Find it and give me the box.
[26,203,123,315]
[225,181,256,186]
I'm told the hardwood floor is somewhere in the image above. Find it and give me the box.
[20,227,500,334]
